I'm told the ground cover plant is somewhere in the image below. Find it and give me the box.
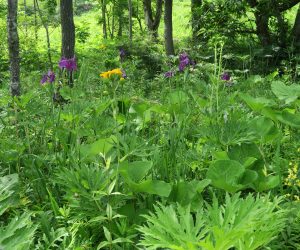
[1,0,300,249]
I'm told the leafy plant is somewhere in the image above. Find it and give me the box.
[0,213,37,250]
[138,193,286,250]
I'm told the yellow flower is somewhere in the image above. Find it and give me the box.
[100,72,110,78]
[99,44,106,49]
[100,68,123,79]
[110,68,123,77]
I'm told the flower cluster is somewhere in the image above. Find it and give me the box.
[100,68,126,80]
[284,162,300,187]
[59,57,77,71]
[164,52,196,78]
[221,72,230,81]
[41,70,56,84]
[164,71,175,78]
[179,52,190,72]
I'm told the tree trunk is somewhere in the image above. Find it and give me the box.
[60,0,75,59]
[254,11,271,47]
[35,0,53,70]
[23,0,28,37]
[101,0,107,39]
[118,14,123,37]
[128,0,133,42]
[7,0,20,96]
[292,5,300,49]
[33,0,38,41]
[111,3,115,39]
[191,0,202,41]
[164,0,175,55]
[143,0,163,39]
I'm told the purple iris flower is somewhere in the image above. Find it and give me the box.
[119,48,126,61]
[164,71,174,78]
[221,72,230,81]
[48,70,56,83]
[179,52,191,72]
[59,57,77,71]
[40,70,56,84]
[40,74,48,84]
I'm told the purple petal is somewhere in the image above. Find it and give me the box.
[59,58,68,69]
[164,71,174,78]
[40,74,48,84]
[221,72,230,81]
[47,71,56,83]
[59,57,77,71]
[179,61,187,72]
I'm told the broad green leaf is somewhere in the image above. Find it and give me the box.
[131,180,172,197]
[252,174,280,192]
[206,160,245,193]
[119,161,153,182]
[240,170,258,185]
[242,157,257,168]
[228,143,261,163]
[239,93,276,112]
[271,81,300,104]
[169,179,211,206]
[275,110,300,128]
[80,136,117,160]
[213,151,230,160]
[248,116,279,141]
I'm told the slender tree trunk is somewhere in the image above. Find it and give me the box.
[107,7,112,38]
[118,14,123,37]
[164,0,175,55]
[191,0,202,41]
[128,0,133,42]
[254,11,271,47]
[292,5,300,49]
[23,0,28,37]
[35,0,53,70]
[101,0,107,39]
[136,0,144,32]
[60,0,75,59]
[143,0,163,39]
[7,0,20,96]
[33,0,38,41]
[111,4,115,39]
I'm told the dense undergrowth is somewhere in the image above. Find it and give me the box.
[1,1,300,248]
[1,38,300,249]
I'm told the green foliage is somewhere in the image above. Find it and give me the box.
[1,1,300,248]
[0,213,37,250]
[0,174,19,216]
[138,193,287,250]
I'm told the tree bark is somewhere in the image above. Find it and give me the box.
[143,0,163,39]
[164,0,175,55]
[33,0,38,41]
[35,0,53,70]
[128,0,133,42]
[60,0,75,59]
[292,4,300,49]
[7,0,20,96]
[191,0,202,41]
[254,11,271,47]
[101,0,107,39]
